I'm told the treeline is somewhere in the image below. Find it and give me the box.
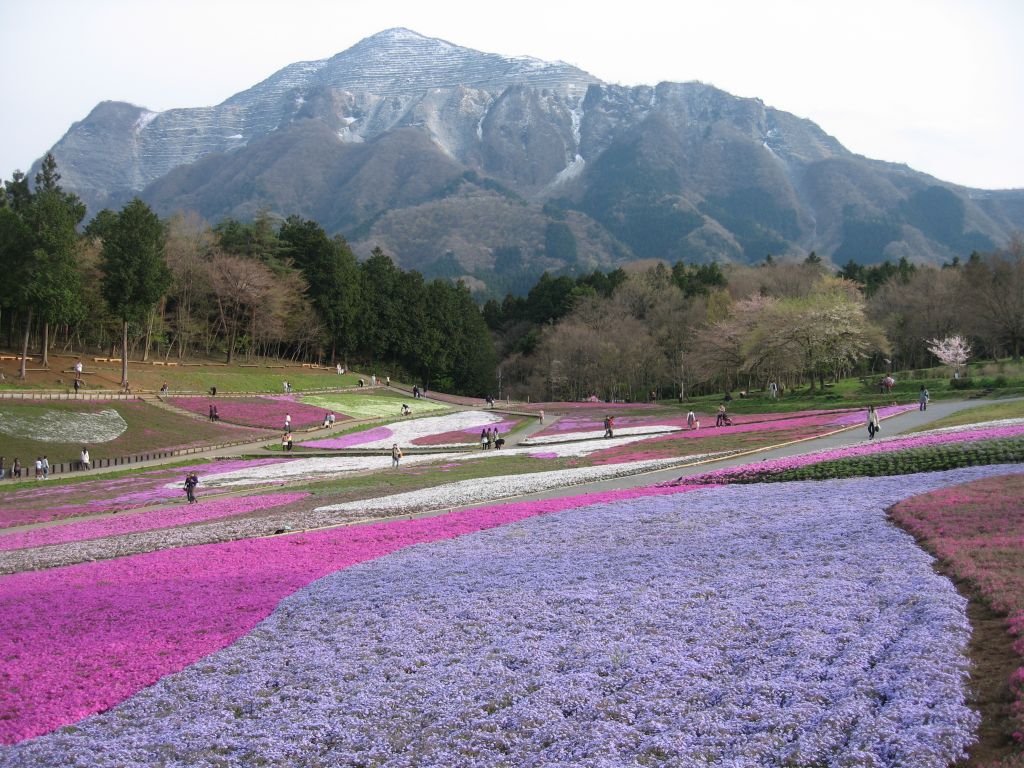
[487,246,1023,401]
[0,158,495,394]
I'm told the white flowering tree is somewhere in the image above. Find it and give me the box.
[926,334,972,377]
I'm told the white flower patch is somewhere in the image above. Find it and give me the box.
[314,458,686,516]
[908,416,1024,437]
[520,425,681,445]
[0,409,128,444]
[367,410,505,448]
[464,432,684,459]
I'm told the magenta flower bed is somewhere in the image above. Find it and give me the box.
[0,459,286,529]
[413,418,522,446]
[0,493,309,552]
[534,409,850,439]
[0,483,702,743]
[166,397,335,429]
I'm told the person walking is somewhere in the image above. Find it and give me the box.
[73,377,82,395]
[35,457,43,480]
[0,456,5,480]
[768,380,778,399]
[12,458,21,479]
[284,413,292,432]
[686,410,699,430]
[42,456,49,480]
[209,404,215,422]
[391,443,403,468]
[487,428,495,450]
[184,472,199,504]
[716,404,728,427]
[74,359,83,380]
[918,386,930,411]
[80,447,91,470]
[867,405,880,439]
[603,416,613,438]
[481,429,489,450]
[212,405,219,422]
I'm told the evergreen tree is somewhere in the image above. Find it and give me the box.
[100,199,171,386]
[278,216,360,362]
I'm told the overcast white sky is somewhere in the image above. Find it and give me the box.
[2,0,1021,189]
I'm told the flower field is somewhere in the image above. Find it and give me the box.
[891,472,1024,757]
[2,397,1022,765]
[677,419,1024,485]
[0,406,127,443]
[0,400,264,466]
[167,397,334,429]
[0,493,309,552]
[298,410,511,449]
[1,466,1015,764]
[0,459,285,529]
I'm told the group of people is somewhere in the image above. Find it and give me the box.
[481,428,505,450]
[208,404,220,421]
[0,456,48,479]
[282,432,294,451]
[412,385,425,399]
[322,411,337,428]
[480,427,504,449]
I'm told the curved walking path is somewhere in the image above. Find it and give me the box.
[495,397,1010,503]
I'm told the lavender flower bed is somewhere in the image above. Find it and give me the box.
[167,397,330,429]
[2,467,999,766]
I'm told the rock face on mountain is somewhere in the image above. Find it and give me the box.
[38,28,1024,294]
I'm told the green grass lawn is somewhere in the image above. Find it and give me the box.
[300,391,450,419]
[0,400,264,466]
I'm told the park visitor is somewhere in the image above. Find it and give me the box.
[867,406,880,439]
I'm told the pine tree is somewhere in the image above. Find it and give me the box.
[100,199,171,386]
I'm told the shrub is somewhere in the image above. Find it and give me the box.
[949,377,975,390]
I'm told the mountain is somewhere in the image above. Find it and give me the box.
[37,28,1024,294]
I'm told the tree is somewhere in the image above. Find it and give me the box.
[1,157,85,375]
[99,199,171,386]
[926,334,971,376]
[962,236,1024,361]
[278,216,360,362]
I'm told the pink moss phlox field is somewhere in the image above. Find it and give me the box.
[0,483,701,743]
[535,409,859,441]
[167,397,333,429]
[0,493,310,552]
[678,423,1024,484]
[300,426,394,449]
[0,459,286,529]
[890,473,1024,744]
